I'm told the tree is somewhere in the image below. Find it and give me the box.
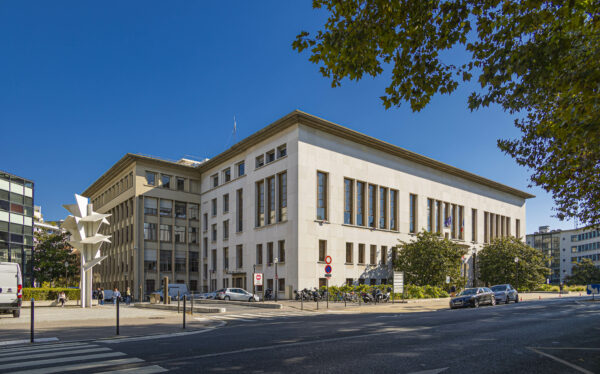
[477,237,549,290]
[33,231,79,286]
[394,231,467,288]
[566,258,600,285]
[293,1,600,225]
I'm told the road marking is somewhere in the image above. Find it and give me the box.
[532,347,600,351]
[96,365,168,373]
[0,347,112,362]
[1,351,126,370]
[527,347,594,374]
[100,321,226,344]
[181,327,425,360]
[0,342,90,355]
[10,357,144,374]
[406,368,448,374]
[0,337,59,346]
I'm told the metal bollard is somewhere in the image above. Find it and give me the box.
[344,295,346,308]
[183,295,186,329]
[191,292,194,316]
[178,291,180,313]
[317,297,319,310]
[30,298,34,343]
[301,294,303,311]
[116,297,120,335]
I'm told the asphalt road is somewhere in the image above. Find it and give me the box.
[2,297,599,373]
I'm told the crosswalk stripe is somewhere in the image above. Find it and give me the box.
[96,365,168,374]
[0,342,91,355]
[0,347,111,363]
[10,357,144,374]
[1,351,126,370]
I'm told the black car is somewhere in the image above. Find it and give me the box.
[450,287,496,309]
[490,284,519,304]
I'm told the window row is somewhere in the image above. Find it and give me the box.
[572,241,600,253]
[92,172,134,209]
[255,240,286,266]
[0,188,33,209]
[425,199,465,240]
[571,254,600,263]
[483,212,518,243]
[145,171,200,194]
[144,198,199,219]
[340,176,399,231]
[571,230,600,242]
[144,250,199,273]
[256,171,287,227]
[0,174,33,198]
[255,144,287,169]
[211,160,246,188]
[144,223,199,244]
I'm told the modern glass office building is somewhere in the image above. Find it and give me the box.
[0,171,34,286]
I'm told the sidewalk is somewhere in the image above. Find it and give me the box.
[0,303,219,345]
[280,292,588,314]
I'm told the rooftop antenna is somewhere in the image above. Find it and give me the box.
[223,115,238,151]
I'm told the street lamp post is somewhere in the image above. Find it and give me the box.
[514,257,519,291]
[64,261,69,287]
[253,264,256,299]
[274,258,278,301]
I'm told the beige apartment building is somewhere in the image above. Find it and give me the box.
[83,110,534,300]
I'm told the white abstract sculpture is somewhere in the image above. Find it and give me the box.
[61,194,111,308]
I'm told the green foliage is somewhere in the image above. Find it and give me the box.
[394,231,467,288]
[23,287,80,301]
[323,283,449,299]
[294,1,600,226]
[405,284,449,299]
[566,259,600,285]
[33,231,79,286]
[477,237,550,291]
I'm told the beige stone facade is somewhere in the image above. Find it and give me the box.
[83,111,534,299]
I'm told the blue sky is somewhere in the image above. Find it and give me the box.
[0,1,575,233]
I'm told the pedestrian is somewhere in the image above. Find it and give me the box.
[99,288,105,305]
[559,282,564,294]
[125,287,131,306]
[450,285,456,297]
[113,287,121,305]
[58,291,66,307]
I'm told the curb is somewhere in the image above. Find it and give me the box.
[193,299,283,309]
[134,303,225,313]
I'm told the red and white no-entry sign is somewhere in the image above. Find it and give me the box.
[325,255,332,264]
[254,273,263,286]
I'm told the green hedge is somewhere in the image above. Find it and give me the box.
[526,284,586,292]
[23,288,80,301]
[318,284,449,300]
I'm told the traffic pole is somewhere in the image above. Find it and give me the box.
[191,292,194,316]
[177,291,180,313]
[30,298,34,343]
[326,278,329,309]
[183,295,186,329]
[116,297,120,335]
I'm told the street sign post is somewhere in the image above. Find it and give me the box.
[324,258,332,309]
[587,284,600,300]
[254,273,263,286]
[393,271,404,303]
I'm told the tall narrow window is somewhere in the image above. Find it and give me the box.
[484,212,489,243]
[516,219,521,238]
[409,194,417,233]
[436,201,442,233]
[458,205,464,240]
[472,209,477,242]
[211,198,217,216]
[223,194,229,214]
[317,172,328,220]
[370,245,376,265]
[451,204,457,239]
[390,189,398,231]
[427,198,433,232]
[267,176,275,224]
[236,245,243,268]
[379,187,387,229]
[236,189,243,232]
[344,178,353,225]
[358,244,365,264]
[506,217,511,237]
[345,242,353,263]
[381,246,387,265]
[256,244,263,265]
[357,182,365,226]
[278,172,287,222]
[223,247,229,270]
[267,242,274,264]
[278,240,285,262]
[256,180,265,227]
[368,184,376,228]
[223,220,229,240]
[318,240,327,262]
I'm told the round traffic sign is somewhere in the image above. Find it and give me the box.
[325,256,332,264]
[325,264,332,274]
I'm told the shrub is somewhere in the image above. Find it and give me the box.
[23,288,80,301]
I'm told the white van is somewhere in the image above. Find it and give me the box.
[0,262,22,318]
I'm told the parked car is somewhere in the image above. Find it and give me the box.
[450,287,496,309]
[216,288,259,302]
[0,262,22,318]
[198,291,218,299]
[151,284,190,301]
[491,284,519,304]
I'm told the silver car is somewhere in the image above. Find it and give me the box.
[216,288,259,302]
